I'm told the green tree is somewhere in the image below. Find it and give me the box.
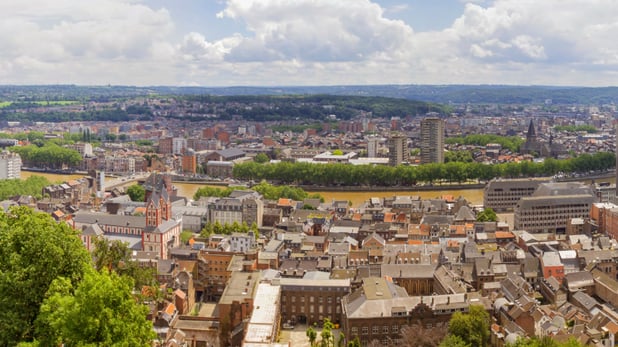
[439,335,470,347]
[476,208,498,222]
[126,184,146,202]
[320,318,335,347]
[0,207,90,345]
[35,269,155,346]
[180,230,194,244]
[444,305,490,347]
[91,237,156,289]
[347,337,361,347]
[306,326,317,347]
[254,153,270,163]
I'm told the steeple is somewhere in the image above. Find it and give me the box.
[527,119,537,140]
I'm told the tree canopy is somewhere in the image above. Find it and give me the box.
[441,305,490,347]
[126,184,146,202]
[0,207,90,345]
[0,207,155,346]
[34,269,155,346]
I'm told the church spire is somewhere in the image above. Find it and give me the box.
[527,119,537,140]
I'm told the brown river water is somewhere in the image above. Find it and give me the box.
[21,171,614,209]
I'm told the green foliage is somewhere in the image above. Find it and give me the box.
[0,175,50,200]
[446,134,524,153]
[445,150,474,163]
[254,153,270,163]
[135,139,154,146]
[193,186,235,200]
[200,221,257,238]
[232,152,615,186]
[319,318,335,347]
[444,305,490,347]
[476,208,498,222]
[439,334,470,347]
[507,336,585,347]
[332,149,343,156]
[180,230,194,244]
[347,337,361,347]
[92,237,156,289]
[0,207,91,345]
[126,184,146,202]
[306,326,318,347]
[35,269,155,346]
[554,124,597,133]
[11,143,82,169]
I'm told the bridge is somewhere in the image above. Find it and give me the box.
[104,172,150,191]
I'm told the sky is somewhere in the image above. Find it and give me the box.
[1,0,617,87]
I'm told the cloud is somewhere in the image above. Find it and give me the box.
[1,0,618,86]
[216,0,414,62]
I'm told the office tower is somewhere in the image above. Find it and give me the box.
[0,151,21,179]
[367,136,379,158]
[420,117,445,164]
[388,133,408,166]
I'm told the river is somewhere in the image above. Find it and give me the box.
[21,171,614,209]
[20,171,485,207]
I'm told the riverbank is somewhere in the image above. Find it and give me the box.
[300,183,486,192]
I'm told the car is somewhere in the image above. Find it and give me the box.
[282,323,295,330]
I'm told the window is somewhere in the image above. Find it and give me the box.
[310,296,314,303]
[327,297,332,304]
[352,327,358,335]
[301,297,305,303]
[372,326,379,334]
[362,327,368,335]
[383,326,389,334]
[392,325,398,333]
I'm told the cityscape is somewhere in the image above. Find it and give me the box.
[2,1,618,347]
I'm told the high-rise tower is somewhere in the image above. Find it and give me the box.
[388,133,408,166]
[420,117,445,164]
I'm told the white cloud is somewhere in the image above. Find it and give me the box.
[1,0,618,86]
[216,0,413,62]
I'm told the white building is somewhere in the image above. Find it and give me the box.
[0,151,21,179]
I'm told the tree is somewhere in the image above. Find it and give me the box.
[476,208,498,222]
[347,337,361,347]
[126,184,146,202]
[306,326,317,347]
[0,207,90,345]
[254,153,270,163]
[444,305,490,347]
[91,237,156,288]
[320,318,335,347]
[34,268,155,346]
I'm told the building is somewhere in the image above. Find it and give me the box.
[420,117,445,164]
[206,161,234,178]
[0,151,21,179]
[341,277,470,346]
[514,182,596,234]
[388,133,408,166]
[484,178,549,212]
[181,154,197,174]
[367,136,380,158]
[104,156,135,174]
[243,282,282,346]
[279,277,350,326]
[208,196,263,227]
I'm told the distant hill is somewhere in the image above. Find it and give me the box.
[1,84,617,105]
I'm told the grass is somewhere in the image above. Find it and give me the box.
[0,100,78,108]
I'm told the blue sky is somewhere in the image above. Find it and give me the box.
[1,0,616,87]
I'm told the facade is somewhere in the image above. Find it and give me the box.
[104,156,135,174]
[206,161,234,178]
[484,178,549,212]
[420,117,445,164]
[181,154,197,174]
[279,277,350,326]
[514,182,596,234]
[341,277,469,346]
[0,151,21,179]
[387,133,408,166]
[367,136,379,158]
